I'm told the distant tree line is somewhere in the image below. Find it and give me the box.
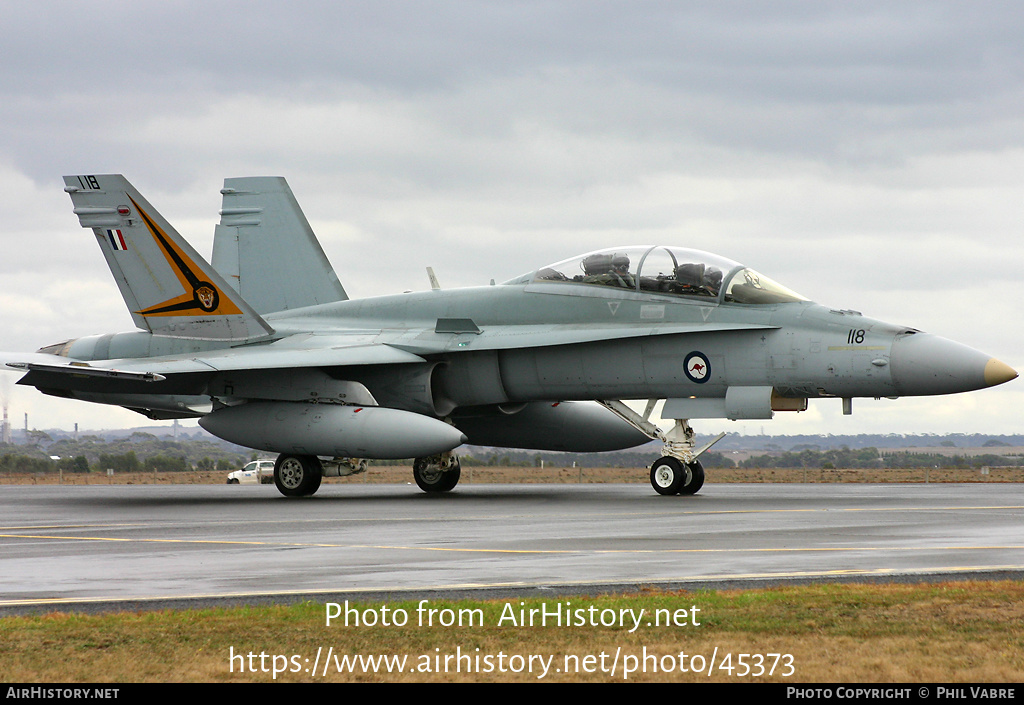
[738,447,1023,470]
[880,452,1023,469]
[0,432,249,474]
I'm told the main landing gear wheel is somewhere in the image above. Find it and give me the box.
[650,457,704,496]
[413,455,461,493]
[274,454,323,497]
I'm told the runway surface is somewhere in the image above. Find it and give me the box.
[2,482,1023,611]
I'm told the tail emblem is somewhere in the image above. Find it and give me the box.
[195,285,219,312]
[129,196,240,318]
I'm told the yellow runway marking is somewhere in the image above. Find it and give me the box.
[2,504,1020,553]
[2,533,1022,555]
[2,503,1021,534]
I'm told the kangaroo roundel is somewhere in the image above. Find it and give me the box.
[684,351,711,383]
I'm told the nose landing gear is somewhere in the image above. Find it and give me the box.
[596,399,722,496]
[650,457,705,496]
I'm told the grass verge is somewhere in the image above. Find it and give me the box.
[2,581,1023,682]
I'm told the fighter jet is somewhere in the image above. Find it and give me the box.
[2,175,1016,497]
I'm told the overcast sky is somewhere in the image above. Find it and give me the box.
[0,1,1021,437]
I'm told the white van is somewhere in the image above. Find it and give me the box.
[226,460,275,485]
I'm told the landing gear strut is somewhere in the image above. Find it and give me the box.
[596,400,721,496]
[413,452,461,493]
[274,454,323,497]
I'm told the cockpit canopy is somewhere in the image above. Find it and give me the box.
[522,246,807,305]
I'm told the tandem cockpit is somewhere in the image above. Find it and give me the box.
[514,246,807,305]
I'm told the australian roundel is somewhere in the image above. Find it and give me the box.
[684,351,711,384]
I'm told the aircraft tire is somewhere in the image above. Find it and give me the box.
[413,456,461,493]
[679,460,705,495]
[650,456,684,495]
[274,454,323,497]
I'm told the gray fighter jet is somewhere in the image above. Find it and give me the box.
[2,175,1017,497]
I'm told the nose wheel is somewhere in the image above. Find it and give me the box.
[650,457,705,496]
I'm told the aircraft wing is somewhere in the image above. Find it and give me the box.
[131,337,426,375]
[1,337,426,383]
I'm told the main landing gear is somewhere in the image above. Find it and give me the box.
[271,451,463,497]
[273,454,368,497]
[596,400,722,497]
[413,452,461,493]
[274,454,323,497]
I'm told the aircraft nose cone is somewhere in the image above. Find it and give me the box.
[890,333,1017,396]
[984,358,1018,387]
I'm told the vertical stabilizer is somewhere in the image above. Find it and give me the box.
[63,174,275,342]
[213,177,348,314]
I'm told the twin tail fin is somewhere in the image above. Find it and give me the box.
[212,176,348,314]
[63,174,274,342]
